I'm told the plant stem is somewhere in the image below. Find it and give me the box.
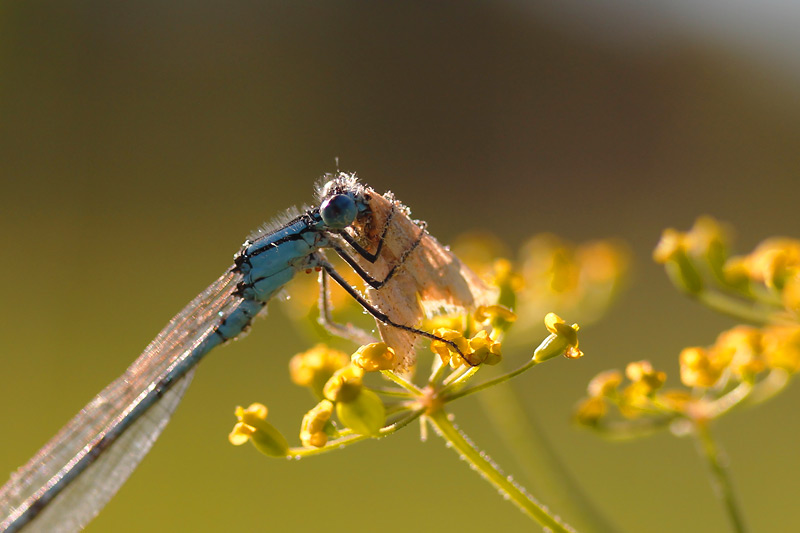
[289,409,423,457]
[426,408,574,533]
[478,380,620,533]
[443,358,540,402]
[693,422,748,533]
[695,290,791,326]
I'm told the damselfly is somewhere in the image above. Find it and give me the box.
[0,173,495,532]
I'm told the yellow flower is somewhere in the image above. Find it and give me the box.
[616,361,666,418]
[625,361,666,392]
[577,239,631,285]
[574,396,607,426]
[761,325,800,373]
[713,325,765,379]
[782,273,800,313]
[450,231,511,279]
[430,328,471,367]
[744,238,800,289]
[492,257,526,293]
[721,256,751,288]
[683,216,729,266]
[351,342,396,372]
[474,304,517,333]
[466,330,502,366]
[618,382,654,418]
[587,370,623,398]
[653,228,687,264]
[322,364,364,403]
[289,344,350,399]
[229,403,289,457]
[539,313,583,360]
[300,400,335,448]
[679,347,722,388]
[430,328,502,367]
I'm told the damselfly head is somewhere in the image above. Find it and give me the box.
[320,193,358,229]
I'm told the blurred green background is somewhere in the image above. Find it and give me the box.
[2,2,800,532]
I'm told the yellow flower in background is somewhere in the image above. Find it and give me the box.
[682,216,729,261]
[452,232,629,330]
[761,325,800,373]
[574,396,607,426]
[587,370,623,398]
[615,361,666,419]
[625,361,666,392]
[519,234,630,326]
[289,344,350,399]
[742,238,800,289]
[712,325,765,379]
[679,347,727,388]
[653,228,687,264]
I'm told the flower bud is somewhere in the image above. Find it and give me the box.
[228,403,289,457]
[336,389,386,437]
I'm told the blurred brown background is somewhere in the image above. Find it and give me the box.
[2,2,800,532]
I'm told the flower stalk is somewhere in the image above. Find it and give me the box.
[426,408,574,533]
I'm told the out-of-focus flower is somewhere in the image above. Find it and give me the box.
[742,238,800,290]
[654,228,703,294]
[289,344,350,399]
[679,347,724,388]
[587,370,623,398]
[712,325,765,379]
[518,234,630,326]
[574,396,607,426]
[761,325,800,373]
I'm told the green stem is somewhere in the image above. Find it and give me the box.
[443,357,540,402]
[426,408,574,533]
[479,378,620,533]
[380,369,422,395]
[695,290,791,326]
[693,422,748,533]
[289,409,423,458]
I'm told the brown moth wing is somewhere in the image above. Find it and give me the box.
[347,187,498,369]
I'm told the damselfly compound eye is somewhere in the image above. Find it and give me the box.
[320,194,357,229]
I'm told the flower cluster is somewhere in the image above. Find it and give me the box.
[578,217,800,435]
[452,232,630,330]
[228,228,599,456]
[653,216,800,317]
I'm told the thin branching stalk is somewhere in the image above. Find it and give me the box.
[693,422,748,533]
[427,408,574,533]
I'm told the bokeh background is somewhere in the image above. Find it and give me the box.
[2,2,800,532]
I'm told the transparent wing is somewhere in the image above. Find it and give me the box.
[0,269,243,531]
[25,372,194,533]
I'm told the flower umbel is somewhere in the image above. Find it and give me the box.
[228,228,605,533]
